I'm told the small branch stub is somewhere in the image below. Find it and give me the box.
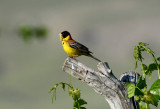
[63,57,137,109]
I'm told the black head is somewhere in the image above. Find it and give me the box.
[61,31,71,38]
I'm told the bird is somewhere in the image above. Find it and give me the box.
[59,31,101,62]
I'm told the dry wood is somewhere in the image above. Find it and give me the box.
[62,57,137,109]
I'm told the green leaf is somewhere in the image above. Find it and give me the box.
[134,45,144,68]
[141,64,148,74]
[152,94,160,107]
[35,26,47,38]
[139,103,147,109]
[134,96,140,101]
[150,79,160,95]
[146,48,153,54]
[126,82,144,98]
[19,26,34,37]
[141,91,153,104]
[148,63,157,72]
[74,101,79,108]
[126,83,136,98]
[157,57,160,62]
[135,88,144,96]
[145,63,158,79]
[139,42,148,46]
[136,76,147,89]
[78,99,87,106]
[141,91,159,107]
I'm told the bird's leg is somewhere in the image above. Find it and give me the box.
[68,56,74,58]
[68,56,78,61]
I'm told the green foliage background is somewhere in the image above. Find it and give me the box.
[0,0,160,109]
[126,42,160,109]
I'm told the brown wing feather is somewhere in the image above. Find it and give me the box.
[68,40,92,54]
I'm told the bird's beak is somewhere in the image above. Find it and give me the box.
[58,33,61,36]
[59,33,63,41]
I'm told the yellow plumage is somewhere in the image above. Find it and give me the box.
[62,40,79,57]
[59,31,101,62]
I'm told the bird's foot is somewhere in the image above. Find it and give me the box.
[68,56,74,58]
[68,56,78,61]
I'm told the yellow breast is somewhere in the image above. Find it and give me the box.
[62,41,79,57]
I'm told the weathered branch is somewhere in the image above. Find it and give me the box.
[62,57,137,109]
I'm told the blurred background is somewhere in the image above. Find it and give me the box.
[0,0,160,109]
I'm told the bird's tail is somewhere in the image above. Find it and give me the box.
[89,54,101,62]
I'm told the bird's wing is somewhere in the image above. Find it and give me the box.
[69,40,92,54]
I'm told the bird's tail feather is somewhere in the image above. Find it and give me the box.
[89,55,101,62]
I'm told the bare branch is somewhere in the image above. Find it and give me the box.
[63,57,136,109]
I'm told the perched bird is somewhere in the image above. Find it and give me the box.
[59,31,101,62]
